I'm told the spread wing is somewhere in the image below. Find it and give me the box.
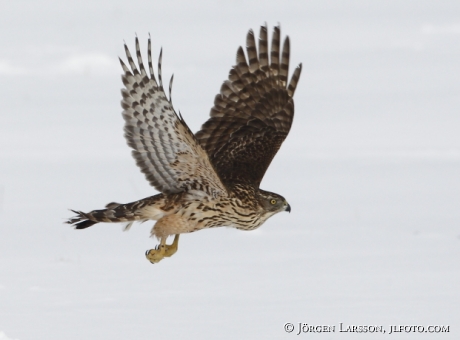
[195,25,302,187]
[120,37,226,197]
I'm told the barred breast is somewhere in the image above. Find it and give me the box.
[173,197,266,233]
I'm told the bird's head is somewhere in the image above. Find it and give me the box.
[257,189,291,214]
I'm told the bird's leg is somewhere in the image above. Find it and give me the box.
[164,234,179,258]
[145,234,180,264]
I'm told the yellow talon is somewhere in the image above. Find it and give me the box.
[145,234,180,264]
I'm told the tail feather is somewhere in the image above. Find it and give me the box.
[74,219,98,229]
[122,221,134,232]
[66,210,99,229]
[66,193,165,230]
[75,220,97,229]
[105,202,121,209]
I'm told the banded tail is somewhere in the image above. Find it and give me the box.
[66,194,165,230]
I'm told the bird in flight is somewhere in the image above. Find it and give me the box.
[67,25,302,264]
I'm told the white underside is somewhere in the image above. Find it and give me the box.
[140,205,166,220]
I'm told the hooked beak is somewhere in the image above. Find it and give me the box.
[285,203,291,213]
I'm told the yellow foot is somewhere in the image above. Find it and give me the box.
[145,234,179,264]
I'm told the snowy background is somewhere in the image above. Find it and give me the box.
[1,0,459,339]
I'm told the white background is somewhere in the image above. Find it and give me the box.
[0,0,459,339]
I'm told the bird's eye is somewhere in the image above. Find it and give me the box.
[270,199,277,205]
